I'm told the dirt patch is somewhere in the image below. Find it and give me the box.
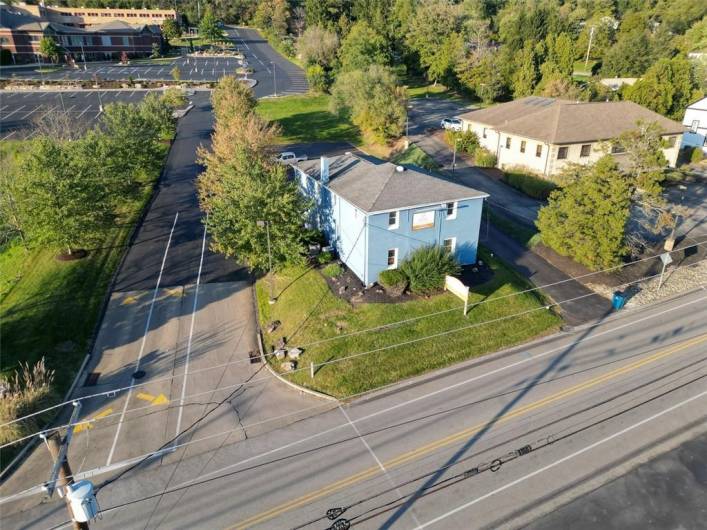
[55,249,88,261]
[319,260,495,304]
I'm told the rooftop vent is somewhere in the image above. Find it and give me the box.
[396,165,405,172]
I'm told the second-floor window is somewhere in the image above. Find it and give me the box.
[446,202,457,220]
[536,144,542,158]
[580,144,591,157]
[388,210,399,229]
[691,120,699,133]
[505,137,511,149]
[557,146,568,159]
[520,140,526,153]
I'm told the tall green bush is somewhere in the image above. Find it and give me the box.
[378,268,408,297]
[400,245,461,295]
[445,129,479,155]
[474,147,497,168]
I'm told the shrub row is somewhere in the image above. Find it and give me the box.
[502,167,557,199]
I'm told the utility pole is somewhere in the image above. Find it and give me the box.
[584,26,595,69]
[257,220,276,304]
[452,137,459,174]
[41,402,89,530]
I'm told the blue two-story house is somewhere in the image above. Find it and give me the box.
[294,153,489,286]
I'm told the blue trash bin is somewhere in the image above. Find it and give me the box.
[612,291,626,310]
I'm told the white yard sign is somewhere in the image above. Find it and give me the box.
[445,275,470,316]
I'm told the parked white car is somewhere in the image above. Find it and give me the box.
[441,118,463,131]
[274,151,308,164]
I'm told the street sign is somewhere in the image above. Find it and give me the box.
[445,275,470,316]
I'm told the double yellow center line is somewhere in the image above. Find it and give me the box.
[232,333,707,529]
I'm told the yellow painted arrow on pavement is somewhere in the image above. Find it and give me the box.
[121,295,138,305]
[136,392,170,406]
[74,407,113,433]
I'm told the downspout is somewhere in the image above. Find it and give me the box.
[494,128,502,167]
[543,143,551,176]
[363,216,369,285]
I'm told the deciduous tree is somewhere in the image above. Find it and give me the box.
[297,25,339,67]
[338,21,389,72]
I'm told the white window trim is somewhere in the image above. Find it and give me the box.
[388,210,399,230]
[387,248,398,269]
[443,237,456,254]
[445,202,457,220]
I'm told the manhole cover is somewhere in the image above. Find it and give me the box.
[132,370,146,380]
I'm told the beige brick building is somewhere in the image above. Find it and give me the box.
[19,3,179,28]
[458,97,684,177]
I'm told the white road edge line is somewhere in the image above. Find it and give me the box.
[174,218,208,440]
[415,387,707,529]
[106,212,180,466]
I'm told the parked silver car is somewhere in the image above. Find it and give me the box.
[441,118,463,131]
[274,151,308,164]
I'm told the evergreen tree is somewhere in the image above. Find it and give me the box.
[536,156,631,270]
[512,43,538,97]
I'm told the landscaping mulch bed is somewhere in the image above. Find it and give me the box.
[532,238,707,290]
[319,260,495,304]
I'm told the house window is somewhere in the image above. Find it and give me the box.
[505,137,511,149]
[691,120,699,133]
[665,136,677,148]
[443,237,456,254]
[535,144,542,158]
[557,146,568,160]
[482,128,487,139]
[388,210,399,229]
[520,140,526,153]
[580,144,591,157]
[445,202,457,220]
[611,143,625,154]
[387,248,398,269]
[412,211,435,230]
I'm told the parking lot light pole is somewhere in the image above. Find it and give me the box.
[452,137,459,174]
[257,220,276,304]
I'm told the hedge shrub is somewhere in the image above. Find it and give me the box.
[400,246,461,295]
[691,147,704,164]
[322,263,343,278]
[378,268,408,297]
[474,147,497,168]
[502,167,557,199]
[317,251,334,264]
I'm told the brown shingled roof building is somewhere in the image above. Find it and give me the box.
[457,97,684,177]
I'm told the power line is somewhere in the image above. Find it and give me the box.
[44,366,707,530]
[5,296,707,505]
[3,256,706,448]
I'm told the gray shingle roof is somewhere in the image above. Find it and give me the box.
[0,5,149,34]
[296,153,487,214]
[458,97,684,144]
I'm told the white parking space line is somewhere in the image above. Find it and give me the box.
[0,105,8,112]
[66,105,76,112]
[3,105,26,119]
[23,93,34,98]
[77,106,92,118]
[1,131,17,140]
[21,107,41,119]
[84,92,92,98]
[39,92,50,98]
[145,67,152,74]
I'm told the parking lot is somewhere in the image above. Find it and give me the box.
[0,89,157,140]
[0,55,242,83]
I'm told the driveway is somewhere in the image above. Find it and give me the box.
[409,97,542,223]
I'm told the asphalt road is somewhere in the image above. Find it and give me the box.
[2,287,706,529]
[0,27,307,98]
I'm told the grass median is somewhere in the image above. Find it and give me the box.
[256,248,561,398]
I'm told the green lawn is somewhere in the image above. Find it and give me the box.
[256,248,561,398]
[487,207,541,248]
[391,144,440,171]
[256,94,360,144]
[0,141,164,456]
